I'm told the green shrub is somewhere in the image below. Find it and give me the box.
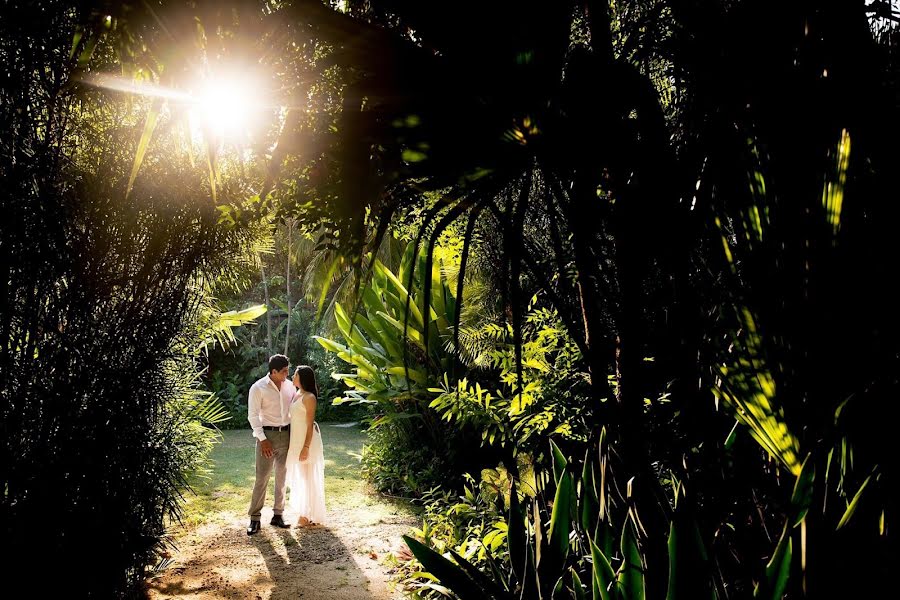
[360,418,454,497]
[398,476,509,598]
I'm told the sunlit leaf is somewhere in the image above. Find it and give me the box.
[127,97,163,198]
[822,129,851,236]
[590,538,615,600]
[837,471,875,530]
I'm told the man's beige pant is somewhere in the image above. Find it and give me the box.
[248,429,290,520]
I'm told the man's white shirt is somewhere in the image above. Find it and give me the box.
[248,375,297,442]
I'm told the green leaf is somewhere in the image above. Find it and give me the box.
[595,520,615,567]
[550,439,567,485]
[189,390,231,425]
[334,302,353,341]
[753,522,791,600]
[572,569,587,600]
[69,28,83,60]
[314,336,349,355]
[218,304,266,325]
[77,33,99,67]
[581,447,600,537]
[822,129,850,235]
[837,471,874,530]
[348,319,370,350]
[789,453,816,528]
[365,309,403,358]
[376,260,426,330]
[386,365,430,384]
[547,471,573,569]
[590,539,615,600]
[271,298,290,314]
[713,309,803,475]
[508,479,527,587]
[666,484,713,600]
[618,522,644,600]
[362,286,385,317]
[402,148,428,162]
[481,546,510,594]
[127,97,163,199]
[348,353,380,379]
[521,533,540,600]
[402,536,486,600]
[597,428,609,523]
[532,499,546,589]
[446,548,512,600]
[354,312,386,350]
[201,304,267,350]
[315,257,340,319]
[376,311,425,348]
[724,420,740,450]
[552,574,566,599]
[398,242,417,292]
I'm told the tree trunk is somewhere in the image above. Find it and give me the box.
[284,220,293,356]
[547,173,617,417]
[571,216,617,416]
[261,262,272,355]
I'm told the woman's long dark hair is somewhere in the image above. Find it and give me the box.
[294,365,319,398]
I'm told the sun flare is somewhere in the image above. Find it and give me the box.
[193,79,253,136]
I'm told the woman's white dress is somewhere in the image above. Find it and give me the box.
[286,394,326,524]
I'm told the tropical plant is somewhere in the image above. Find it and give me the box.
[402,430,826,599]
[315,240,510,494]
[200,304,268,351]
[401,433,719,599]
[315,241,458,408]
[429,303,592,454]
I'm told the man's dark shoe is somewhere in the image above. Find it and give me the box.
[270,515,290,529]
[247,520,261,535]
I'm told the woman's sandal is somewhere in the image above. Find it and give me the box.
[296,517,324,528]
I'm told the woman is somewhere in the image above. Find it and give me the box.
[286,365,326,526]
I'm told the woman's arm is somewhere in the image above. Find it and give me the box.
[299,392,317,460]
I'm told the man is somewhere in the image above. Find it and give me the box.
[246,354,297,535]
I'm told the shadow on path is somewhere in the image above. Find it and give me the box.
[146,516,388,600]
[146,426,415,599]
[252,523,381,600]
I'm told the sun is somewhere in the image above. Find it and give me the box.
[193,79,253,136]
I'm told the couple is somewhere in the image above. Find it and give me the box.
[246,354,326,535]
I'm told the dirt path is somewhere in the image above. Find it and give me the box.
[146,426,417,599]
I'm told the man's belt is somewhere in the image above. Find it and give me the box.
[263,425,290,431]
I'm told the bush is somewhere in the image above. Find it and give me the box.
[360,419,452,497]
[397,474,511,599]
[1,7,264,593]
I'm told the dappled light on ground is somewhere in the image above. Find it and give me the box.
[146,426,416,599]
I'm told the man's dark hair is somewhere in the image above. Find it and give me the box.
[268,354,289,374]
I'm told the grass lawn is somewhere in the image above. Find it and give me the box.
[178,424,409,529]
